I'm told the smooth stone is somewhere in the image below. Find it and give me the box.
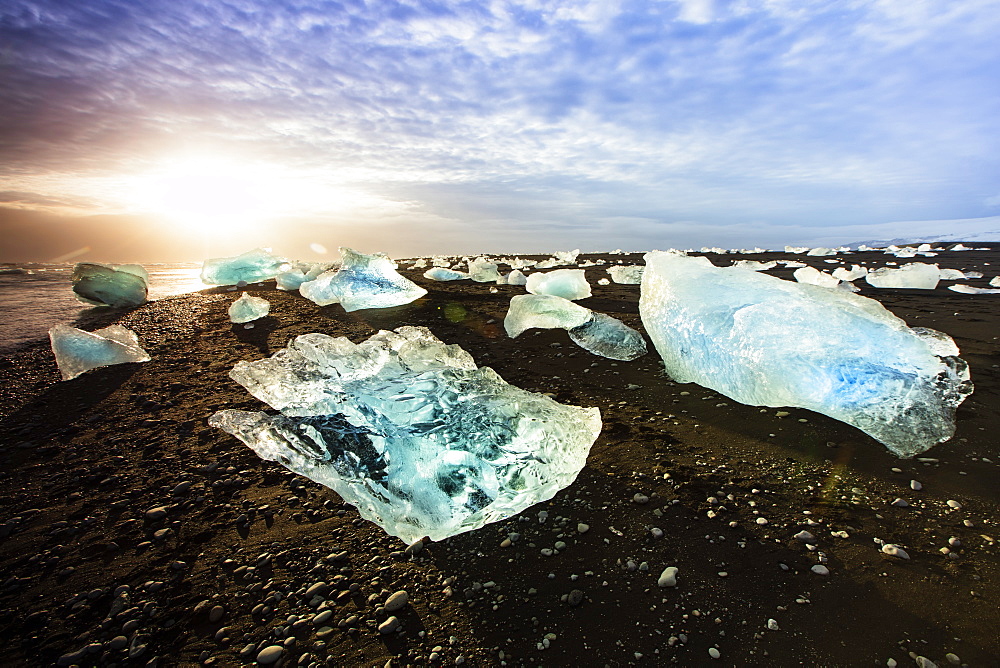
[657,566,679,587]
[144,507,168,521]
[709,647,721,659]
[811,564,830,576]
[208,605,225,623]
[881,544,910,559]
[567,589,584,606]
[256,645,284,664]
[378,616,400,634]
[383,591,408,613]
[577,523,590,534]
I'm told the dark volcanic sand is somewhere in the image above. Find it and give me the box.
[0,247,997,667]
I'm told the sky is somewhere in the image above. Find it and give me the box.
[2,0,1000,262]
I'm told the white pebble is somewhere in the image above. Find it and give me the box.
[708,647,721,659]
[910,480,922,491]
[658,566,679,587]
[811,564,830,576]
[946,499,962,509]
[881,544,910,559]
[766,618,780,631]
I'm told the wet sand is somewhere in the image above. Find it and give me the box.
[0,247,997,667]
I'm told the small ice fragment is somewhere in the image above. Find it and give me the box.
[793,266,842,289]
[990,276,1000,288]
[567,313,647,361]
[504,295,591,337]
[201,248,288,286]
[423,267,469,281]
[639,252,973,458]
[229,293,270,323]
[866,263,940,289]
[607,265,644,284]
[299,248,427,311]
[467,257,501,283]
[948,284,1000,294]
[49,324,151,380]
[526,269,592,300]
[506,270,528,286]
[72,263,148,308]
[597,278,610,285]
[210,327,601,543]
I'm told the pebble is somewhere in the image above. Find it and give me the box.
[108,636,128,650]
[256,646,284,665]
[567,589,584,606]
[946,500,962,509]
[708,647,721,659]
[378,616,400,634]
[766,618,779,631]
[657,566,679,587]
[650,527,664,539]
[144,506,168,521]
[810,564,830,576]
[945,653,961,665]
[383,590,408,612]
[890,498,909,507]
[633,493,649,504]
[404,539,424,555]
[910,480,922,491]
[208,605,225,623]
[794,530,816,543]
[577,523,590,534]
[881,544,910,559]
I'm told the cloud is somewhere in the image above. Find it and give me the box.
[2,0,999,255]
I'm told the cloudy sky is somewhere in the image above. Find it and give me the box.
[2,0,999,261]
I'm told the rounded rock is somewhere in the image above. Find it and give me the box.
[657,566,679,587]
[383,590,408,613]
[378,616,400,634]
[256,645,284,664]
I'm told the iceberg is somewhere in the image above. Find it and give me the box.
[423,267,469,281]
[72,263,148,308]
[806,247,838,256]
[209,327,601,543]
[731,260,777,272]
[607,265,645,284]
[201,248,288,286]
[49,324,151,381]
[300,248,427,311]
[506,270,528,286]
[866,263,940,290]
[639,252,972,457]
[467,257,501,283]
[832,265,868,282]
[504,294,647,361]
[526,269,592,300]
[793,266,843,289]
[229,293,270,323]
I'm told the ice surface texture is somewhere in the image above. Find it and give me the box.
[201,248,288,286]
[526,269,592,300]
[72,263,148,308]
[504,295,647,361]
[639,252,972,457]
[209,326,601,542]
[229,294,270,323]
[49,324,151,380]
[467,258,501,283]
[300,248,427,311]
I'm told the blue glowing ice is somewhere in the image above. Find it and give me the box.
[639,252,973,457]
[72,263,148,308]
[201,248,288,286]
[209,327,601,542]
[299,248,427,312]
[49,324,151,381]
[229,293,270,323]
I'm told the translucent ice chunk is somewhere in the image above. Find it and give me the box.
[793,266,842,289]
[866,263,940,289]
[731,260,777,272]
[639,252,972,457]
[467,257,501,283]
[209,326,601,543]
[200,248,288,286]
[948,284,1000,294]
[72,263,148,308]
[504,295,646,361]
[991,276,1000,287]
[526,269,592,300]
[275,269,309,291]
[300,248,427,311]
[567,313,647,362]
[833,265,868,282]
[806,247,837,256]
[607,265,645,284]
[229,293,270,323]
[506,270,528,286]
[504,294,592,337]
[49,324,151,380]
[423,267,469,281]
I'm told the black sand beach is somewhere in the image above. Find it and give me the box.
[0,248,997,667]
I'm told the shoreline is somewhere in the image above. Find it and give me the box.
[0,250,998,666]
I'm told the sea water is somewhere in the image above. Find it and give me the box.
[0,263,204,355]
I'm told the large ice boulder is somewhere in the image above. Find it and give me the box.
[209,327,601,543]
[201,248,288,286]
[49,324,151,380]
[866,263,940,289]
[229,293,270,323]
[504,294,647,361]
[72,263,148,308]
[639,252,972,457]
[526,269,592,300]
[299,248,427,311]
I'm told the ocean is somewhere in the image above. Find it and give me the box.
[0,263,205,355]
